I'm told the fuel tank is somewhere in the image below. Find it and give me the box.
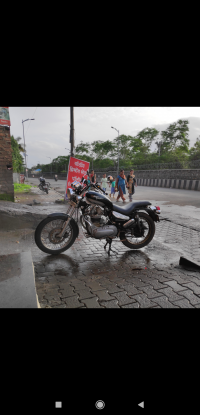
[86,191,113,209]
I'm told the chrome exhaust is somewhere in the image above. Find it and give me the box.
[123,219,135,229]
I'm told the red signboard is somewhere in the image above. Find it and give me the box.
[0,107,11,126]
[65,156,90,199]
[20,174,25,183]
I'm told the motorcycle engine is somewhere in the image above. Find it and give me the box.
[90,206,108,227]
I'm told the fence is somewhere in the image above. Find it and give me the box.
[91,159,200,172]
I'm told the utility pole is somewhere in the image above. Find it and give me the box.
[70,107,74,157]
[22,118,35,179]
[111,126,120,175]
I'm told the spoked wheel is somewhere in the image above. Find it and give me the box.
[120,212,155,249]
[35,216,77,254]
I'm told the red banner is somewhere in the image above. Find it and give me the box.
[20,174,25,183]
[65,156,90,199]
[0,107,11,126]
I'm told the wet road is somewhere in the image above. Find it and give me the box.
[28,178,200,208]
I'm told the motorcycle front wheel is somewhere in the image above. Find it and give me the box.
[35,216,77,254]
[120,212,155,249]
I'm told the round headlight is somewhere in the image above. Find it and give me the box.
[67,188,74,198]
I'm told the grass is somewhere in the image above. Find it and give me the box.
[14,183,32,193]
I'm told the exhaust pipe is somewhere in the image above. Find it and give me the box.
[123,219,135,229]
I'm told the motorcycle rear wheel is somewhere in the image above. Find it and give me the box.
[120,212,155,249]
[35,216,77,254]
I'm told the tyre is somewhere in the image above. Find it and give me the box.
[120,212,155,249]
[35,216,77,254]
[38,184,43,191]
[46,188,48,194]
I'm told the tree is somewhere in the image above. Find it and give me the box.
[75,141,91,155]
[91,140,115,160]
[134,128,159,149]
[189,136,200,160]
[161,119,190,153]
[10,135,24,173]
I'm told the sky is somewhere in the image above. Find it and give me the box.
[8,107,200,169]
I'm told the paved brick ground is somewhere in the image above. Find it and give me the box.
[2,185,200,308]
[30,218,200,308]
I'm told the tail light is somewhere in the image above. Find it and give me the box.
[155,206,161,213]
[150,206,161,214]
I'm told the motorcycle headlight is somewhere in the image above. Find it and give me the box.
[67,188,74,198]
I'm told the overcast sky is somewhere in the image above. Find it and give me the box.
[9,107,200,168]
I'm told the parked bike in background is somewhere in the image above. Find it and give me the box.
[38,176,51,194]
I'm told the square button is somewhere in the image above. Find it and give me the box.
[55,402,62,408]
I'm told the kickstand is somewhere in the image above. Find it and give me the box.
[104,238,114,256]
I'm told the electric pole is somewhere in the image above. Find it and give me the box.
[70,107,74,157]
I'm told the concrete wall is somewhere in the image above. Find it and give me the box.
[136,177,200,191]
[133,169,200,180]
[0,126,14,201]
[13,173,20,183]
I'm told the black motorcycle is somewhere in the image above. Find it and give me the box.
[38,178,50,194]
[35,178,160,255]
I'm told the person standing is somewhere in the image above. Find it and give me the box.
[115,169,127,202]
[89,170,96,183]
[101,173,107,192]
[110,177,116,198]
[127,169,137,202]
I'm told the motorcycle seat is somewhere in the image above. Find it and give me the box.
[112,201,151,215]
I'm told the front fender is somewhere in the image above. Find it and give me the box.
[47,213,79,239]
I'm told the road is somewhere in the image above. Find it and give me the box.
[28,177,200,209]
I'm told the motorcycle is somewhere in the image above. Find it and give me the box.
[79,177,109,230]
[35,178,161,255]
[38,178,50,194]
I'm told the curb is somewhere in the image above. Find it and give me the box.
[179,256,200,270]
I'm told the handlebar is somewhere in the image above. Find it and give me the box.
[71,179,108,196]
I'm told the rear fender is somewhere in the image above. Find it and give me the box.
[143,208,160,222]
[47,213,79,238]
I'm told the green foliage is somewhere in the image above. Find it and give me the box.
[14,184,32,193]
[11,135,25,173]
[160,119,190,154]
[189,136,200,160]
[0,193,14,201]
[33,119,197,172]
[134,128,159,149]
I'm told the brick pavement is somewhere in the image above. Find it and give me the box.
[2,188,200,308]
[31,220,200,308]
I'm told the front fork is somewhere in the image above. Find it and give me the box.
[57,205,76,238]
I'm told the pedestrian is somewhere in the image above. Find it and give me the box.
[115,169,128,203]
[110,177,116,198]
[101,173,107,192]
[127,169,137,202]
[89,170,96,183]
[107,175,113,188]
